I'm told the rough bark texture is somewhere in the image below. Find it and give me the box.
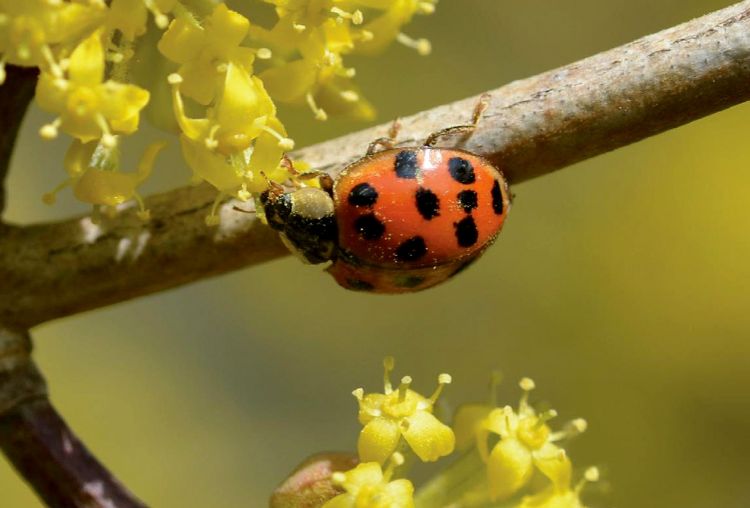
[1,2,750,330]
[0,329,147,508]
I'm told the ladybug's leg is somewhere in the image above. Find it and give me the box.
[282,155,335,195]
[366,119,401,155]
[423,94,490,147]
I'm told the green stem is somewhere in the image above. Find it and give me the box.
[415,448,489,508]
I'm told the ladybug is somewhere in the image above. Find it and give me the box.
[259,95,511,293]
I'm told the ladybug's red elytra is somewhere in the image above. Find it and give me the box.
[259,95,511,293]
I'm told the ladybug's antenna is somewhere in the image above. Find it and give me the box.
[261,171,285,196]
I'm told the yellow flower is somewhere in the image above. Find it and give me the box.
[259,21,373,121]
[353,357,454,464]
[453,371,503,451]
[322,453,414,508]
[515,467,600,508]
[0,0,106,81]
[472,378,588,501]
[108,0,177,40]
[158,3,260,105]
[44,138,165,220]
[35,30,149,144]
[353,0,436,56]
[168,60,293,225]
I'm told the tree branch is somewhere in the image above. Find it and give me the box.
[0,66,38,214]
[0,328,147,507]
[2,1,750,328]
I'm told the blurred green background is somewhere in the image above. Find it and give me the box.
[2,0,749,506]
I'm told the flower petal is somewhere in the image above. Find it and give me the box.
[533,443,572,493]
[157,17,206,64]
[402,410,455,462]
[215,64,269,152]
[381,478,415,508]
[321,493,355,508]
[205,3,249,48]
[453,403,493,451]
[341,462,383,492]
[73,170,139,206]
[63,140,97,178]
[487,437,533,500]
[260,59,317,103]
[68,31,104,86]
[179,135,246,195]
[358,417,401,464]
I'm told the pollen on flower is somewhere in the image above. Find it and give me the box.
[101,133,117,148]
[584,466,600,483]
[256,47,272,60]
[519,377,536,392]
[39,121,60,140]
[331,7,364,26]
[166,73,182,85]
[571,418,588,432]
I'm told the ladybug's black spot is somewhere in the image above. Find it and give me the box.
[348,182,378,207]
[448,157,475,184]
[491,179,504,215]
[450,257,477,277]
[347,278,375,291]
[395,275,425,288]
[395,236,427,262]
[395,150,419,179]
[454,216,479,247]
[354,213,385,240]
[457,189,478,213]
[415,187,440,220]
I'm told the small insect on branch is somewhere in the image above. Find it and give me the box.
[2,1,750,327]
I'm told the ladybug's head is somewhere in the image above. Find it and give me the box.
[260,186,338,265]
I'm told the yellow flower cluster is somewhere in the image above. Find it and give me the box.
[276,361,601,508]
[0,0,438,221]
[452,377,594,507]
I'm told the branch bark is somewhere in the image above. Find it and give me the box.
[0,329,147,507]
[0,66,37,214]
[2,1,750,328]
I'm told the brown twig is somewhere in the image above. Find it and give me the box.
[0,329,147,508]
[2,1,750,329]
[0,66,38,214]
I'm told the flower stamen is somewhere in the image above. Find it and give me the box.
[383,356,395,394]
[396,32,432,56]
[382,452,404,482]
[397,375,412,402]
[262,125,295,150]
[306,92,328,121]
